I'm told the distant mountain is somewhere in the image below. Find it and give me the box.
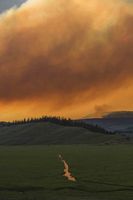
[82,111,133,134]
[103,111,133,118]
[0,122,130,145]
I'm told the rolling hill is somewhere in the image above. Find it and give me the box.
[82,111,133,134]
[0,121,130,145]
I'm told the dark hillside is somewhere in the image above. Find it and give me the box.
[0,122,130,145]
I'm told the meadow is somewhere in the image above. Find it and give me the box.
[0,145,133,200]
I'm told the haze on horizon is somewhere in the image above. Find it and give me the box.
[0,0,133,121]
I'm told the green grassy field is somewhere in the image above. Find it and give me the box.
[0,145,133,200]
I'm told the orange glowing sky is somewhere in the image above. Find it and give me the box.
[0,0,133,121]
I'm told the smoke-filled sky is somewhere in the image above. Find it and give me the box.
[0,0,133,121]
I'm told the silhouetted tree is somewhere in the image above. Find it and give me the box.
[2,115,115,135]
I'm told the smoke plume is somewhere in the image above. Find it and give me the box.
[0,0,133,120]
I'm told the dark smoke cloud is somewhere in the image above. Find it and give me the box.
[0,0,133,119]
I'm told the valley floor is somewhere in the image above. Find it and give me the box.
[0,145,133,200]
